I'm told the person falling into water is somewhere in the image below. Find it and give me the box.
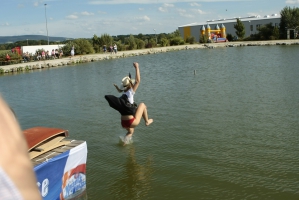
[105,62,153,145]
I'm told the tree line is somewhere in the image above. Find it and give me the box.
[1,6,298,60]
[231,6,299,41]
[0,30,185,56]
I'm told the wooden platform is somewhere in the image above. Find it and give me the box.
[23,127,83,162]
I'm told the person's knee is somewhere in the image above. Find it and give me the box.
[139,102,146,109]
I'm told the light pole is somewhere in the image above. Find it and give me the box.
[249,21,251,36]
[44,4,49,45]
[153,29,157,44]
[27,39,28,45]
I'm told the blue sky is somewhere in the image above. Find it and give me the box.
[0,0,297,38]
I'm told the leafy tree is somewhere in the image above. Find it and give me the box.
[279,6,299,39]
[136,39,145,49]
[158,33,167,42]
[226,33,233,41]
[149,38,157,47]
[99,34,114,48]
[166,29,180,40]
[172,29,181,37]
[199,34,208,43]
[75,39,94,54]
[62,39,94,56]
[160,38,169,47]
[234,18,245,39]
[126,35,137,50]
[62,43,74,56]
[92,34,101,53]
[185,36,195,44]
[91,33,114,52]
[272,26,280,40]
[145,38,152,48]
[257,23,274,40]
[170,37,184,45]
[136,33,144,40]
[0,51,21,62]
[253,23,280,40]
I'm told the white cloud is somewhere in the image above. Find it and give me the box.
[88,0,251,5]
[163,3,174,7]
[158,3,175,12]
[191,9,206,14]
[177,8,193,18]
[143,15,151,21]
[135,15,151,22]
[33,0,44,7]
[1,22,10,26]
[66,15,79,19]
[286,0,299,3]
[98,11,107,14]
[179,13,194,18]
[81,11,95,16]
[190,2,201,6]
[159,7,168,12]
[177,8,186,13]
[139,8,144,11]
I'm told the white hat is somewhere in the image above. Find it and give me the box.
[120,76,135,90]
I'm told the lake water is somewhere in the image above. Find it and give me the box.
[1,45,299,200]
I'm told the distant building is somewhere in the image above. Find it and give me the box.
[178,14,280,42]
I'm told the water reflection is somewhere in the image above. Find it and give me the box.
[67,190,87,200]
[109,146,153,199]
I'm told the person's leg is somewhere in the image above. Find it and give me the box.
[131,103,153,127]
[125,128,134,137]
[124,128,134,146]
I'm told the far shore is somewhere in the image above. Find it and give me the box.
[1,39,298,74]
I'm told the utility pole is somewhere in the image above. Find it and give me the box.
[44,4,49,45]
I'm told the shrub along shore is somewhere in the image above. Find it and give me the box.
[0,39,298,74]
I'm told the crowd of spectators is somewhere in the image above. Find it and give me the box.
[21,49,64,62]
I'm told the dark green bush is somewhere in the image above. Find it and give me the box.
[170,37,184,45]
[226,33,233,42]
[62,39,94,56]
[199,34,208,43]
[160,38,169,47]
[136,39,145,49]
[185,36,196,44]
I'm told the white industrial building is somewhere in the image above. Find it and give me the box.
[178,14,281,42]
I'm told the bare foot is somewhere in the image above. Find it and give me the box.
[123,135,132,146]
[146,119,153,126]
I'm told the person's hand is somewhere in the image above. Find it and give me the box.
[113,84,118,90]
[113,84,121,92]
[0,96,41,200]
[133,62,139,68]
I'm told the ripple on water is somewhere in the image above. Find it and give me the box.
[1,46,299,199]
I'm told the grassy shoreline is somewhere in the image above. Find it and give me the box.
[1,39,298,74]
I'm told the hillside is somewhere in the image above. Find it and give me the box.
[0,35,73,44]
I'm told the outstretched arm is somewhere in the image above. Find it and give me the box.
[113,84,123,93]
[132,62,140,92]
